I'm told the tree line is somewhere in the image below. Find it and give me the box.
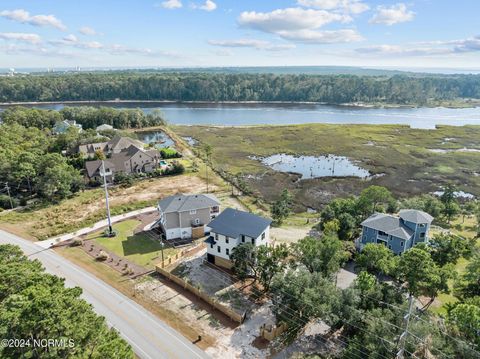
[1,72,480,105]
[0,244,133,358]
[1,106,166,130]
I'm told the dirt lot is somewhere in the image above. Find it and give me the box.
[171,248,253,314]
[136,270,275,359]
[0,174,219,240]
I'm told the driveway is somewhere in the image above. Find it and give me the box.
[0,230,209,359]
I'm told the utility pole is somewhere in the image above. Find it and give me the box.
[101,161,114,236]
[396,294,414,359]
[4,182,13,209]
[205,154,209,193]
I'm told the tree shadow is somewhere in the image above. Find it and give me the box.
[122,232,164,256]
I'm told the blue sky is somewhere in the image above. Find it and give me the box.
[0,0,479,69]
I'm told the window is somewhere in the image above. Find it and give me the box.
[388,245,392,249]
[210,243,213,249]
[194,218,200,225]
[419,223,426,228]
[400,241,404,247]
[226,248,229,256]
[190,210,197,215]
[241,235,245,243]
[261,232,266,240]
[225,237,229,244]
[251,238,255,245]
[217,246,221,253]
[420,232,425,238]
[215,233,218,240]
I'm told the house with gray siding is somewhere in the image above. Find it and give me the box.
[156,194,221,240]
[359,209,433,254]
[205,208,272,269]
[84,145,161,183]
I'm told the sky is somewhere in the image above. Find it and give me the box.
[0,0,479,70]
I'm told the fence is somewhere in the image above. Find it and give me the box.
[260,322,288,341]
[155,265,246,324]
[158,242,205,269]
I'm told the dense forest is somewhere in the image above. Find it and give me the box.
[0,244,133,358]
[1,106,166,130]
[1,72,480,105]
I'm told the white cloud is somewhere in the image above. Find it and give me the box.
[238,8,351,33]
[208,38,296,51]
[356,44,451,56]
[200,0,217,11]
[50,34,104,49]
[191,0,217,11]
[0,9,66,30]
[158,0,183,9]
[297,0,369,14]
[237,7,362,45]
[277,29,363,43]
[355,35,480,57]
[0,32,41,44]
[108,44,181,58]
[79,26,97,36]
[369,3,415,26]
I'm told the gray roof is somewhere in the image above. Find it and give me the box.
[399,209,434,224]
[85,160,115,177]
[158,194,220,213]
[108,135,144,152]
[208,208,272,239]
[361,213,414,241]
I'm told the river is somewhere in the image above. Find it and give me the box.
[3,102,480,129]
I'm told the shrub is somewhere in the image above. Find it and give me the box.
[163,161,185,176]
[114,172,134,187]
[160,147,181,159]
[97,250,109,261]
[0,194,18,209]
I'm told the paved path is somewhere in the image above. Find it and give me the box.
[38,206,157,248]
[0,230,209,359]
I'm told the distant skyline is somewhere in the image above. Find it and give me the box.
[1,1,479,69]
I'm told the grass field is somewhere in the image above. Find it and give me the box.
[0,172,223,240]
[86,219,178,269]
[175,124,480,209]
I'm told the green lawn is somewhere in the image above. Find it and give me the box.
[86,219,178,269]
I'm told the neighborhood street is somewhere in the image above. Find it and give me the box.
[0,230,210,359]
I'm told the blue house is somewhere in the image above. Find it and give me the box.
[359,209,433,254]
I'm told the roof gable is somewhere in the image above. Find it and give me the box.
[399,209,434,224]
[158,194,221,213]
[208,208,272,239]
[361,213,414,240]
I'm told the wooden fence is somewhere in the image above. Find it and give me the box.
[158,242,205,269]
[156,265,246,324]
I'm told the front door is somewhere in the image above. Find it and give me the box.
[207,253,215,264]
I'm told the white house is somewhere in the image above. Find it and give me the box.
[96,124,114,132]
[205,208,272,269]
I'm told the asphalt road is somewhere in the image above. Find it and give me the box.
[0,230,210,359]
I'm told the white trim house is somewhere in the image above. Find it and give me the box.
[205,208,272,269]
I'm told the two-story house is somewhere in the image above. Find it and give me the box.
[205,208,272,269]
[359,209,433,255]
[157,194,221,240]
[84,145,161,183]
